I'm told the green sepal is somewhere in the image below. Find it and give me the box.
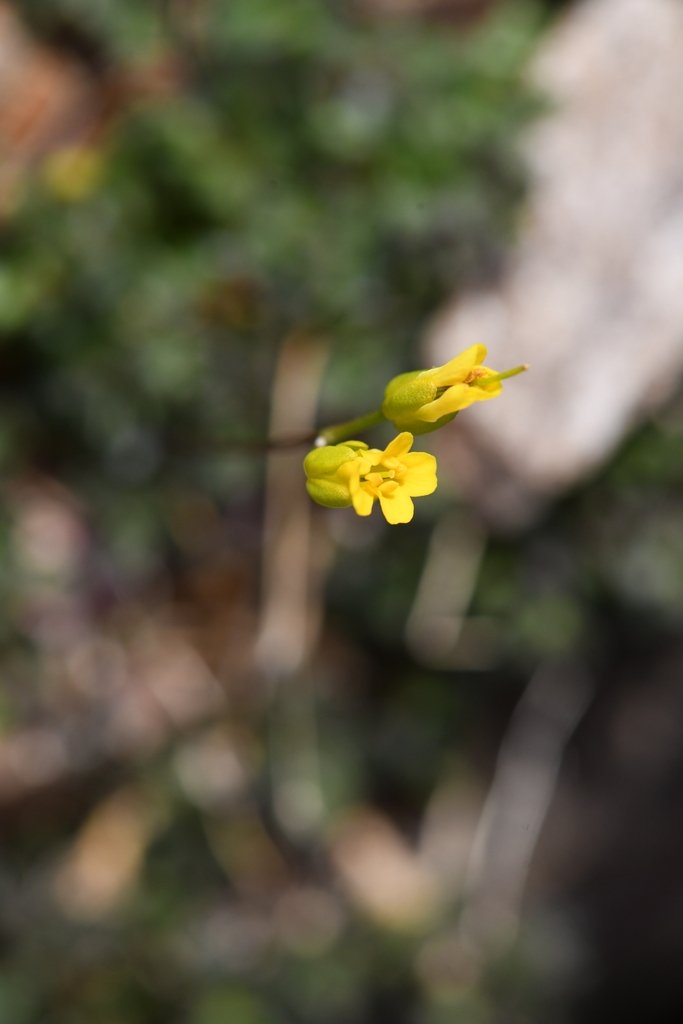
[305,479,353,508]
[303,443,361,479]
[382,371,452,434]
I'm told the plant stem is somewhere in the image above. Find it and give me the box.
[471,364,529,387]
[315,409,385,446]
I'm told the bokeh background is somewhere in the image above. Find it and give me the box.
[2,1,683,1022]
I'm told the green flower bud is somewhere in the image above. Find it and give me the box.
[303,442,368,509]
[381,371,456,435]
[381,344,527,434]
[305,479,353,508]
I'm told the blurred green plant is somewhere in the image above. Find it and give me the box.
[0,4,557,1024]
[5,0,542,575]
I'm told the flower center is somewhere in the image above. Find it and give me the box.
[360,460,406,497]
[463,368,488,385]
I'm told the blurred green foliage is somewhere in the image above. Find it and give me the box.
[6,0,542,581]
[13,4,680,1024]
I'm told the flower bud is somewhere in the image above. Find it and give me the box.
[382,344,522,434]
[382,371,456,434]
[303,442,368,509]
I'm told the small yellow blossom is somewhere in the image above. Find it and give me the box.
[382,344,526,434]
[304,433,437,525]
[349,432,437,524]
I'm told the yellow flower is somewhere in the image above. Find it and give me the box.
[382,344,526,435]
[348,432,437,524]
[304,433,437,524]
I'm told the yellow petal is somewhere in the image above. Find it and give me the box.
[418,384,471,421]
[401,452,435,471]
[378,479,399,496]
[429,344,487,386]
[378,489,415,525]
[338,460,363,484]
[356,450,383,476]
[403,460,437,497]
[352,487,375,517]
[461,379,503,403]
[382,432,414,461]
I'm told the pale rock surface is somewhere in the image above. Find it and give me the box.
[429,0,683,526]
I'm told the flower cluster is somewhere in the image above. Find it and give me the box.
[304,345,525,524]
[304,433,437,525]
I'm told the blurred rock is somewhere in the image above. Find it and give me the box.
[429,0,683,527]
